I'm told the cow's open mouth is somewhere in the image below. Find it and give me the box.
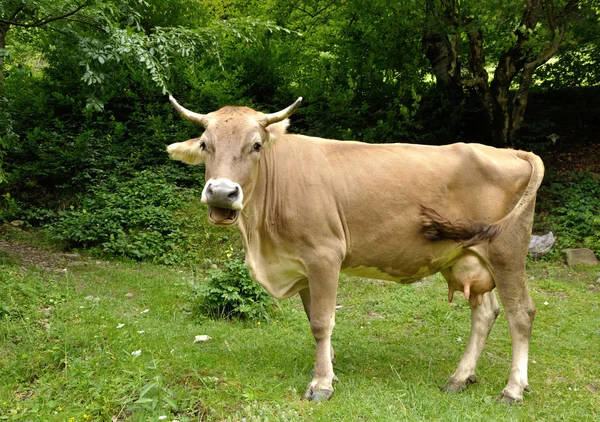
[208,206,239,225]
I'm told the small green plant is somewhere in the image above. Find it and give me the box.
[536,171,600,257]
[190,257,275,320]
[51,167,193,264]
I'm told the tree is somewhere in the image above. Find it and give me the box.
[0,1,97,96]
[422,0,587,147]
[0,0,290,184]
[0,1,104,182]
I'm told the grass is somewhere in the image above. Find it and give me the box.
[1,251,599,421]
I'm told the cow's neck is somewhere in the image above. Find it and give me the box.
[237,141,283,251]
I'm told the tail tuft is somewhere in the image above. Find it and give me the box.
[420,206,502,247]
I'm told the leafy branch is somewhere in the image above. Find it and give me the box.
[79,17,300,107]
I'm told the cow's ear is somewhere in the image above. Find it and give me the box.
[167,138,204,165]
[265,118,290,144]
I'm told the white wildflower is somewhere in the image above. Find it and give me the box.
[137,330,145,334]
[140,309,149,314]
[131,350,142,357]
[158,416,167,420]
[117,323,125,329]
[194,335,212,343]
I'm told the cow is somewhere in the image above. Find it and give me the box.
[167,95,544,404]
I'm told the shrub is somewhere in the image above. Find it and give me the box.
[189,257,274,320]
[536,171,600,257]
[51,167,193,264]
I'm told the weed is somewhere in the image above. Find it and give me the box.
[536,171,600,257]
[189,256,275,320]
[51,167,193,264]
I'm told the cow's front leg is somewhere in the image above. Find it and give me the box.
[301,266,339,402]
[298,287,336,366]
[443,291,500,392]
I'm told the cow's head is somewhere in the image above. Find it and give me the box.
[167,95,302,226]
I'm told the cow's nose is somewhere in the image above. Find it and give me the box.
[228,186,240,200]
[204,180,242,208]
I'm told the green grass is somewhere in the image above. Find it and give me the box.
[1,255,599,421]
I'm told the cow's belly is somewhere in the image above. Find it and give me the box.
[341,265,429,283]
[341,244,464,284]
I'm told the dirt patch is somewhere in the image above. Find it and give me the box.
[538,141,600,174]
[0,238,86,271]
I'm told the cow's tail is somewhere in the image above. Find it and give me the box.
[421,151,545,247]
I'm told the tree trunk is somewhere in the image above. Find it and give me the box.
[422,0,463,99]
[422,0,578,148]
[0,23,7,97]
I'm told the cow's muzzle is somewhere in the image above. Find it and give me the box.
[202,178,243,225]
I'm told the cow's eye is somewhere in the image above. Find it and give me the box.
[199,141,207,151]
[252,142,262,152]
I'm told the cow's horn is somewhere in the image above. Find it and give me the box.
[262,97,303,126]
[169,95,208,126]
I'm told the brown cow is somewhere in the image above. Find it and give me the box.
[167,96,544,403]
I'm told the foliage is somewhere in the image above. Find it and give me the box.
[537,44,600,89]
[51,167,191,264]
[80,16,297,108]
[0,95,19,184]
[190,257,275,320]
[536,171,600,256]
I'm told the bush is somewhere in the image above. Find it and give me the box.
[189,257,274,320]
[536,171,600,257]
[51,167,193,264]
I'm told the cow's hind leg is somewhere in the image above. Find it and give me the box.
[300,264,339,402]
[442,291,500,392]
[494,269,535,404]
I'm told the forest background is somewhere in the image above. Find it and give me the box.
[0,0,599,261]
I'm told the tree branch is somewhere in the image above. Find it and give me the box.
[464,27,494,119]
[527,28,566,69]
[64,17,107,33]
[460,77,486,87]
[510,27,565,139]
[545,0,556,31]
[0,3,88,28]
[294,0,347,19]
[9,5,26,21]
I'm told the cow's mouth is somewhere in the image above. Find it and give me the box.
[208,206,239,225]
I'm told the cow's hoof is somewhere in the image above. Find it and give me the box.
[524,384,531,393]
[497,391,523,405]
[302,388,334,402]
[441,375,478,393]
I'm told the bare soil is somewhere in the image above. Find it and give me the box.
[0,235,88,271]
[537,141,600,174]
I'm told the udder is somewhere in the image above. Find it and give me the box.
[441,251,495,307]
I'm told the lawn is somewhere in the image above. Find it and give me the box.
[0,250,599,421]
